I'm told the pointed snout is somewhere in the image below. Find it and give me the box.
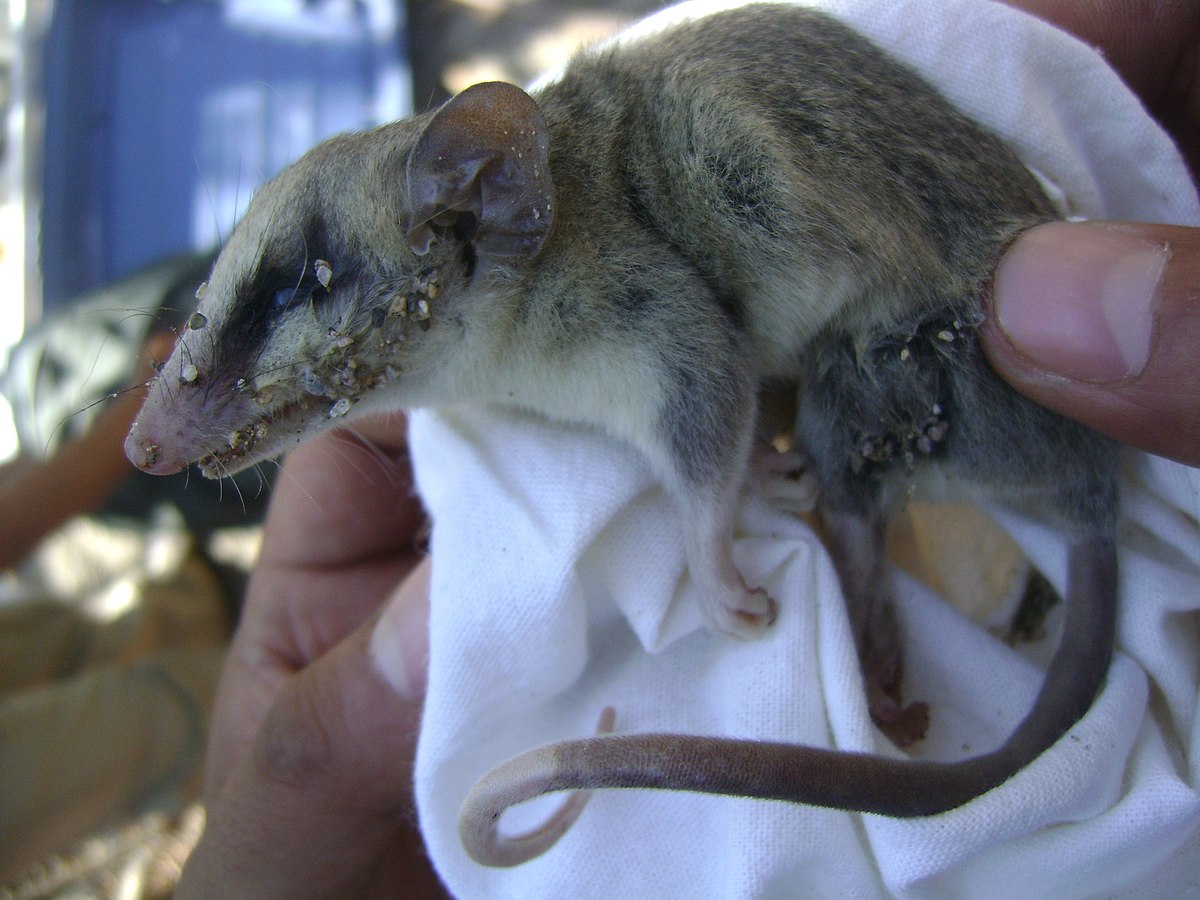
[124,416,188,475]
[123,362,204,476]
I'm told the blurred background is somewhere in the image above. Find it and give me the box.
[2,0,406,468]
[0,1,661,896]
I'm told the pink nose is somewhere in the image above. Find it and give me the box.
[124,423,187,476]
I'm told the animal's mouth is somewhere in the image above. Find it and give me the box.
[190,348,408,478]
[194,393,336,478]
[178,291,423,478]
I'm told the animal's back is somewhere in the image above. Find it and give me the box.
[537,4,1057,377]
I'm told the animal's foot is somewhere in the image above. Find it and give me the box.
[752,447,819,514]
[871,696,931,748]
[862,643,930,747]
[703,584,778,639]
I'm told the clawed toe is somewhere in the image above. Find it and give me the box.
[752,447,820,514]
[863,645,930,747]
[872,700,930,748]
[706,586,778,639]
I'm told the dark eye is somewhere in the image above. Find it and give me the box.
[271,285,300,311]
[270,280,324,314]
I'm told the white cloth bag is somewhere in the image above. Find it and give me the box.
[399,1,1200,895]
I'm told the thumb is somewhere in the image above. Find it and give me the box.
[982,220,1200,467]
[177,563,439,898]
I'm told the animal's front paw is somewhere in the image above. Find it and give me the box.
[703,585,778,639]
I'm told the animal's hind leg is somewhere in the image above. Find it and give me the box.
[822,508,930,747]
[659,344,778,639]
[677,482,779,638]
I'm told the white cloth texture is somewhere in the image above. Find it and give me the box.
[398,1,1200,896]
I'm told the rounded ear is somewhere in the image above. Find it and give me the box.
[405,82,554,260]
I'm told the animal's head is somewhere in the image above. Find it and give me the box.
[125,82,554,477]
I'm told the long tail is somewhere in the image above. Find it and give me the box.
[459,538,1117,867]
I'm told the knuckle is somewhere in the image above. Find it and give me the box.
[252,679,340,790]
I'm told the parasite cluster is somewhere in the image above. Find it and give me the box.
[187,262,444,475]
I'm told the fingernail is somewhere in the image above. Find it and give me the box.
[369,560,431,701]
[994,221,1167,382]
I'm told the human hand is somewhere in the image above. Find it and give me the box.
[175,413,446,898]
[983,2,1200,467]
[0,331,179,569]
[1002,0,1198,179]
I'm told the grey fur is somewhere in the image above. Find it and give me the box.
[125,5,1119,868]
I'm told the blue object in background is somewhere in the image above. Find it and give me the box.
[39,0,408,315]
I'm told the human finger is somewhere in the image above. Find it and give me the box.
[983,220,1200,467]
[178,562,439,898]
[260,411,422,570]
